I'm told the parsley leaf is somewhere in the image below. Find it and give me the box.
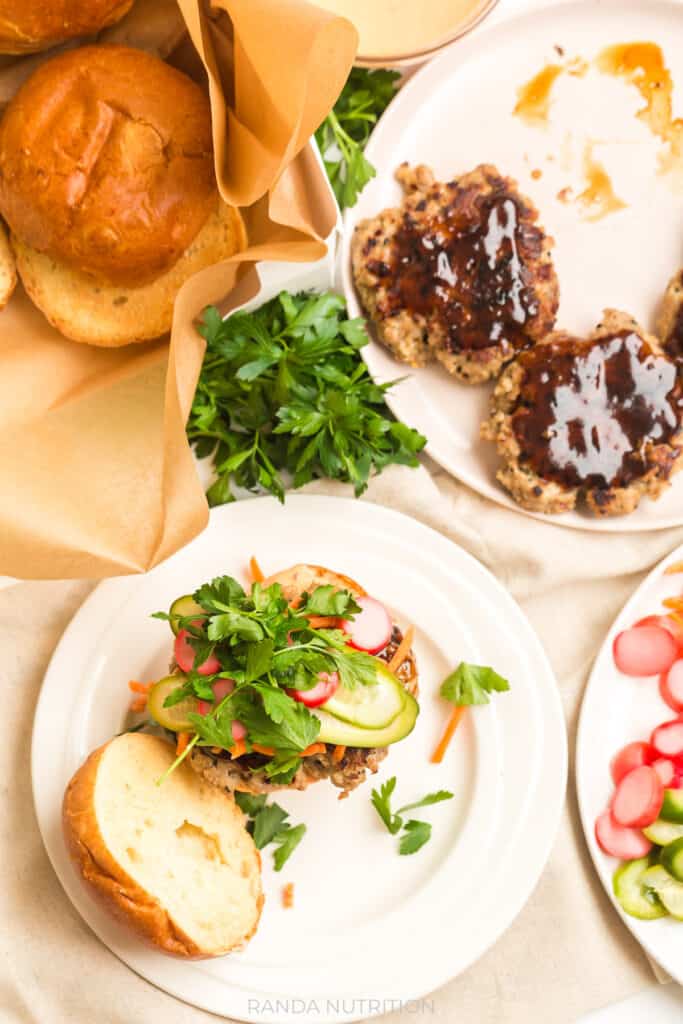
[189,290,426,507]
[315,68,400,210]
[298,585,360,618]
[273,823,307,871]
[234,792,267,816]
[399,820,432,856]
[252,803,290,849]
[371,776,454,854]
[440,663,511,707]
[236,796,307,870]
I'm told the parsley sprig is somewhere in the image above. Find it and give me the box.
[189,291,426,506]
[153,575,381,783]
[371,777,454,855]
[315,68,401,209]
[440,663,511,706]
[235,793,306,871]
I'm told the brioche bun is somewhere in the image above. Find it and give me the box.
[0,219,15,309]
[0,45,217,286]
[62,732,263,958]
[12,198,245,346]
[0,0,134,54]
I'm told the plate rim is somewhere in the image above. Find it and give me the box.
[32,494,567,1022]
[340,0,683,534]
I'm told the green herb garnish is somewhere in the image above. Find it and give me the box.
[440,663,511,707]
[315,68,401,210]
[370,776,453,855]
[235,793,307,871]
[189,290,426,506]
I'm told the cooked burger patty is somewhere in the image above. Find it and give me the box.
[189,626,418,799]
[481,309,683,516]
[352,162,559,383]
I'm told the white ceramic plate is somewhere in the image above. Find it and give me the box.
[577,542,683,982]
[32,495,566,1023]
[341,0,683,532]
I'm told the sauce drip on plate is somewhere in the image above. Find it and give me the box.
[576,142,627,221]
[514,64,563,124]
[382,187,541,353]
[512,332,683,489]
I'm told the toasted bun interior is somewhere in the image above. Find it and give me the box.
[13,198,246,346]
[63,733,263,958]
[261,564,367,604]
[0,45,217,285]
[0,1,134,54]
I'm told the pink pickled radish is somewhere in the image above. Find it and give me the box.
[231,720,247,741]
[651,719,683,758]
[341,596,392,654]
[197,677,235,716]
[288,670,339,708]
[612,766,663,827]
[174,628,221,676]
[612,625,678,677]
[661,660,683,712]
[595,810,653,859]
[610,741,654,785]
[653,758,676,787]
[635,615,683,644]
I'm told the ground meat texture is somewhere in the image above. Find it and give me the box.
[481,309,683,516]
[352,162,559,384]
[188,625,418,798]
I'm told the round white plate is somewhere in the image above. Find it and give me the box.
[341,0,683,532]
[32,495,566,1023]
[577,542,683,981]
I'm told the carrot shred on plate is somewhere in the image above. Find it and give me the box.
[431,706,466,764]
[250,556,265,583]
[176,732,190,757]
[130,695,147,713]
[128,680,152,694]
[282,883,295,909]
[387,625,414,675]
[663,597,683,611]
[668,612,683,632]
[665,561,683,575]
[332,745,346,763]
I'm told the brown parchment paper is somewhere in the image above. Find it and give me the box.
[0,0,356,580]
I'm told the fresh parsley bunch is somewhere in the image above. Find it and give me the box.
[371,777,454,855]
[153,574,381,784]
[234,793,306,872]
[189,291,426,506]
[315,68,401,209]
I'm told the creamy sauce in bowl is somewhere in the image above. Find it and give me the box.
[313,0,498,63]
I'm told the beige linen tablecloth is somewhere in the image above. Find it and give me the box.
[2,463,681,1024]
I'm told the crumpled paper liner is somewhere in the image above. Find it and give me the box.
[0,0,356,579]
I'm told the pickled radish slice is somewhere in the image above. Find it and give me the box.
[197,678,235,716]
[174,628,221,676]
[595,810,653,859]
[341,596,392,654]
[610,741,654,785]
[661,660,683,712]
[653,758,676,787]
[231,720,247,741]
[635,615,683,643]
[612,766,664,827]
[651,720,683,758]
[613,625,678,677]
[288,670,340,708]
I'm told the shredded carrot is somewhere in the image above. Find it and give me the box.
[176,732,190,757]
[665,561,683,575]
[669,612,683,632]
[231,741,327,760]
[211,747,222,754]
[431,706,466,764]
[387,625,415,675]
[249,556,265,583]
[307,615,340,629]
[332,745,346,763]
[663,597,683,611]
[251,743,276,756]
[128,680,152,694]
[230,740,247,759]
[302,742,326,756]
[282,883,295,909]
[130,696,147,713]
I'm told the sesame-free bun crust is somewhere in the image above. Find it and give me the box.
[62,732,263,959]
[12,199,246,346]
[0,45,217,286]
[0,0,134,53]
[0,220,16,310]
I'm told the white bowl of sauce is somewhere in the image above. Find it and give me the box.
[313,0,500,66]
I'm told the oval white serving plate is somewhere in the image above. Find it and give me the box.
[341,0,683,532]
[577,543,683,981]
[32,495,566,1023]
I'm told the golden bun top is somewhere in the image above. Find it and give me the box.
[0,45,217,286]
[0,0,134,54]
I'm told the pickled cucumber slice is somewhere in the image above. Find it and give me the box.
[661,837,683,882]
[322,664,406,729]
[642,865,683,919]
[661,788,683,823]
[147,675,199,731]
[314,691,418,747]
[169,594,204,635]
[643,819,683,846]
[613,856,667,920]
